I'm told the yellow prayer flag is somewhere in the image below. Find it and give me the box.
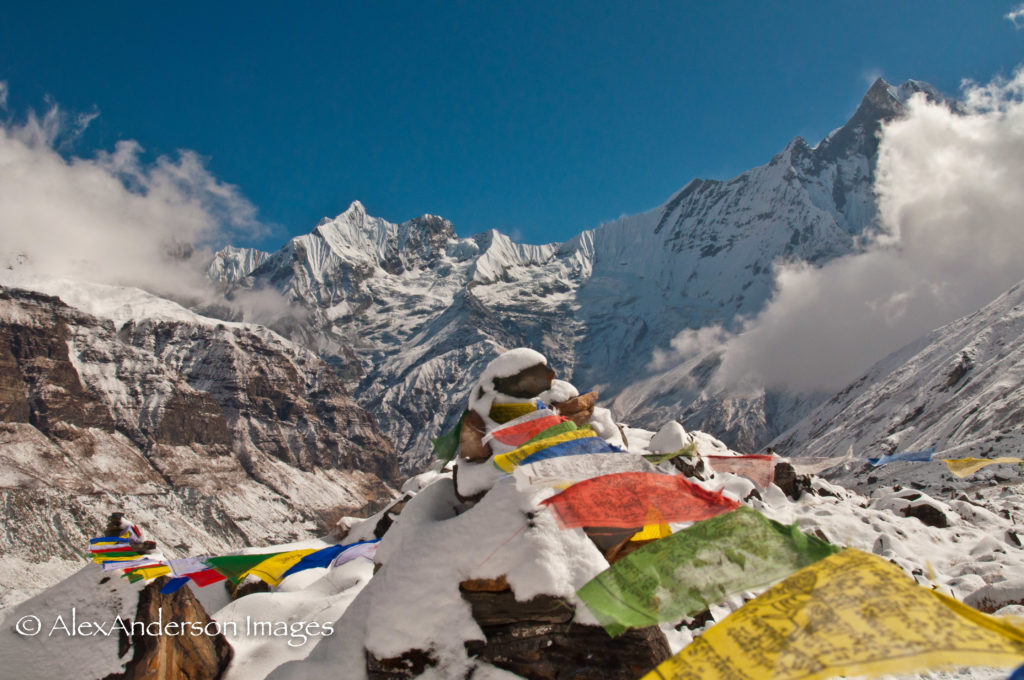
[127,565,171,580]
[643,549,1024,680]
[943,457,1023,478]
[630,523,672,542]
[492,429,596,473]
[489,402,537,423]
[240,549,317,588]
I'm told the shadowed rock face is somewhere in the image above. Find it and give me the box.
[0,285,399,600]
[105,576,233,680]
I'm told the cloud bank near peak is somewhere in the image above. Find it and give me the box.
[660,68,1024,394]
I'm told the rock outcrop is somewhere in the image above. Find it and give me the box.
[106,576,233,680]
[0,283,399,604]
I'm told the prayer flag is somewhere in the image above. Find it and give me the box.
[578,506,837,636]
[869,445,937,466]
[943,457,1024,478]
[204,552,286,584]
[541,471,740,530]
[330,540,380,568]
[643,549,1024,680]
[240,549,317,587]
[489,402,538,424]
[705,454,776,489]
[513,451,656,490]
[432,412,464,463]
[484,414,569,448]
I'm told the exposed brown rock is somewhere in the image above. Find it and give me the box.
[106,576,233,680]
[458,409,490,462]
[552,391,598,427]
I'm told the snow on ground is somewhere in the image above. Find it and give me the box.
[4,419,1022,680]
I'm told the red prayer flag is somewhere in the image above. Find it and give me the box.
[487,414,569,447]
[539,472,739,529]
[187,568,227,587]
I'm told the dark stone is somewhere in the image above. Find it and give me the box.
[902,502,949,528]
[464,622,670,679]
[461,589,574,627]
[492,363,554,399]
[367,648,437,679]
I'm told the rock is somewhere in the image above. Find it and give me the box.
[772,461,812,500]
[456,579,670,679]
[492,363,555,399]
[463,621,670,679]
[106,576,233,680]
[0,284,399,588]
[901,501,950,528]
[964,578,1024,613]
[551,391,598,427]
[458,409,490,462]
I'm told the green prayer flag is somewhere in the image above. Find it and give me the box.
[432,412,465,463]
[642,441,698,465]
[577,506,839,636]
[204,552,286,584]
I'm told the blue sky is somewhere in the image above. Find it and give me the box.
[2,1,1022,248]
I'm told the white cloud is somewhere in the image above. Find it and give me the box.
[0,81,8,110]
[1007,4,1024,28]
[0,95,285,319]
[681,68,1024,393]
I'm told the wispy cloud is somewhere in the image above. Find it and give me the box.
[1007,4,1024,28]
[0,81,8,110]
[660,68,1024,393]
[0,91,285,320]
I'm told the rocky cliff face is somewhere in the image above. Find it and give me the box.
[0,282,398,606]
[210,79,942,467]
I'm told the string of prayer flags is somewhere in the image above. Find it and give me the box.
[943,457,1024,478]
[540,471,740,530]
[577,506,837,636]
[102,558,162,572]
[642,548,1024,680]
[512,451,656,490]
[240,549,318,587]
[868,444,937,466]
[704,454,777,489]
[643,442,697,466]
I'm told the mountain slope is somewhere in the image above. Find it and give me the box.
[212,78,946,469]
[0,280,398,606]
[773,277,1024,488]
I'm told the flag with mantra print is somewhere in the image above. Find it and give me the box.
[643,548,1024,680]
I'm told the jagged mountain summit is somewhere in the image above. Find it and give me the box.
[211,78,947,470]
[0,279,399,607]
[773,277,1024,492]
